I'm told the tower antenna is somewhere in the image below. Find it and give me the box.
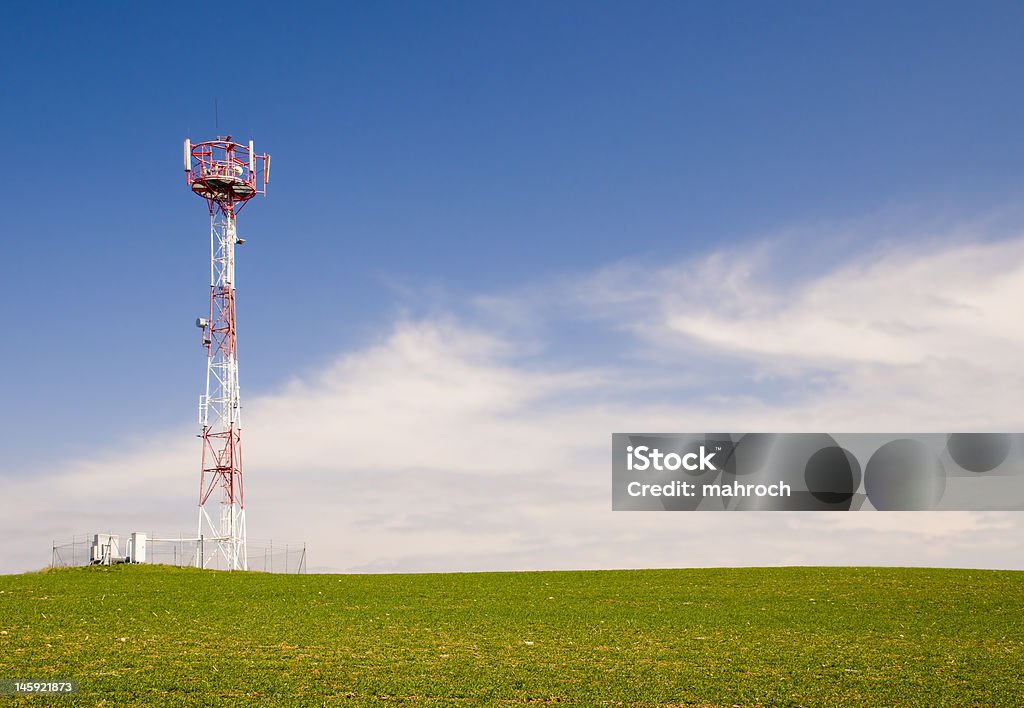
[183,136,270,570]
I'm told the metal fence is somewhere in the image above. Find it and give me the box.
[51,535,306,573]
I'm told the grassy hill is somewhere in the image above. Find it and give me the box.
[0,566,1022,706]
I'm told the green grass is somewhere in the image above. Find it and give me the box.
[1,566,1022,706]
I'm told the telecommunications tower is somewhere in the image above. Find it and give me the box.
[184,136,270,570]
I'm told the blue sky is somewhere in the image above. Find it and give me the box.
[4,3,1024,573]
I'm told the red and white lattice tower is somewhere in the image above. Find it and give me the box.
[184,136,270,570]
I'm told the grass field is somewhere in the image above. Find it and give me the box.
[0,566,1022,706]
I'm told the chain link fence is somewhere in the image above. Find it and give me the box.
[51,535,306,573]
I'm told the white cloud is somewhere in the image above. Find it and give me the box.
[664,238,1024,368]
[7,227,1024,574]
[566,233,1024,430]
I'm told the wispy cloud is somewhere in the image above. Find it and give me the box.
[663,239,1024,367]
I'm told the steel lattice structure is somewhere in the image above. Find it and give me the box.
[184,136,270,570]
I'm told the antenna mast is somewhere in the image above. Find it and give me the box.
[184,136,270,570]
